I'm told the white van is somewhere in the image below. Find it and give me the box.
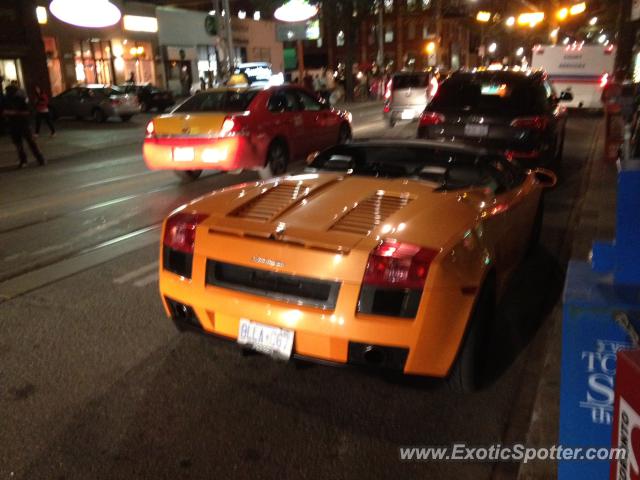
[531,44,616,109]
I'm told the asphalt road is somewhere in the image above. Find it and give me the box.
[0,107,601,479]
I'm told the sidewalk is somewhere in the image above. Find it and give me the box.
[517,119,618,479]
[0,114,150,169]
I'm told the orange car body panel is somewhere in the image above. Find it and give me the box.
[159,171,544,377]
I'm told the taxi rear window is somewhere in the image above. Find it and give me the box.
[176,91,258,113]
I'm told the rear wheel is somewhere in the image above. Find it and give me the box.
[120,115,132,122]
[140,101,149,113]
[174,170,202,181]
[338,123,352,144]
[92,109,106,123]
[388,117,396,128]
[446,279,494,393]
[266,141,288,176]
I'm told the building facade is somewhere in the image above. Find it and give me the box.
[0,0,50,96]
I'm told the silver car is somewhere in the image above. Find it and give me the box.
[383,72,437,127]
[49,85,140,123]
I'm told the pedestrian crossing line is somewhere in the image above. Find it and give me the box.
[113,261,158,285]
[133,272,159,288]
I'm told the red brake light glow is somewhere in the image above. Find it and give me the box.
[419,112,445,126]
[510,116,549,131]
[363,241,438,290]
[600,73,609,88]
[163,212,209,254]
[385,79,392,100]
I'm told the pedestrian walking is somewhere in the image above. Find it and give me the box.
[33,86,55,137]
[2,82,46,168]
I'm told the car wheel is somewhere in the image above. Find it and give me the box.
[174,170,202,181]
[446,279,494,393]
[92,109,106,123]
[388,117,396,128]
[338,123,352,144]
[120,115,133,122]
[266,141,288,176]
[140,101,149,113]
[527,199,544,255]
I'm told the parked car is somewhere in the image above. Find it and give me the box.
[157,140,556,392]
[417,70,572,166]
[384,71,440,127]
[49,85,140,122]
[144,86,352,181]
[118,84,175,112]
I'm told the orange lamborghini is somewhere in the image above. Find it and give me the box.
[158,140,556,391]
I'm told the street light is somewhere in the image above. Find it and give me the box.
[425,41,436,55]
[569,2,586,15]
[488,42,497,54]
[505,16,516,27]
[49,0,121,28]
[476,11,491,23]
[589,16,597,26]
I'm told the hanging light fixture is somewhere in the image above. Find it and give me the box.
[274,0,318,23]
[49,0,122,28]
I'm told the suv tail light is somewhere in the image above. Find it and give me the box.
[419,112,445,126]
[363,241,438,290]
[358,241,438,318]
[163,212,209,254]
[510,116,549,131]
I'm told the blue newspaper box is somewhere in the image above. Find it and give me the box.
[560,261,640,479]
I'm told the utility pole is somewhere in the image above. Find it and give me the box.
[222,0,235,72]
[376,0,384,68]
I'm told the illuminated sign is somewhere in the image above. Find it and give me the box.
[50,0,121,28]
[274,0,317,23]
[123,15,158,33]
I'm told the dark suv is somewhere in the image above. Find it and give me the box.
[417,70,572,166]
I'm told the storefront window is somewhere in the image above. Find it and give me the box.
[121,40,155,84]
[74,39,114,85]
[0,59,23,87]
[197,45,218,87]
[43,36,64,95]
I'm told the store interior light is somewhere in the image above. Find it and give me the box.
[238,10,246,19]
[476,11,491,22]
[253,11,261,21]
[274,0,318,22]
[50,0,121,28]
[36,6,48,24]
[569,2,586,15]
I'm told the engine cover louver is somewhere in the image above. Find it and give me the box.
[330,191,413,235]
[229,183,307,222]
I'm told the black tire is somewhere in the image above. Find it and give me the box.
[174,170,202,181]
[527,199,544,255]
[92,109,107,123]
[140,101,149,113]
[120,115,133,122]
[554,130,566,164]
[338,123,352,144]
[266,141,288,176]
[446,279,494,393]
[388,117,396,128]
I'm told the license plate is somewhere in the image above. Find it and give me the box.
[237,319,294,360]
[173,147,195,162]
[464,124,489,137]
[401,109,416,120]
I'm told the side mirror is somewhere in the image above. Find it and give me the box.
[559,91,573,102]
[533,168,558,188]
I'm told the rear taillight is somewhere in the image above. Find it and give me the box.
[363,241,438,290]
[146,120,155,137]
[419,112,445,126]
[510,116,549,131]
[383,103,390,113]
[429,76,439,98]
[600,73,609,88]
[163,212,209,255]
[220,115,248,137]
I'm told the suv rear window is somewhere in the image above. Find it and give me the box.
[430,77,543,115]
[176,91,257,113]
[393,74,429,89]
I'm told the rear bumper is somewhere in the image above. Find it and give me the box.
[158,254,478,378]
[143,136,263,171]
[385,105,427,120]
[113,105,141,116]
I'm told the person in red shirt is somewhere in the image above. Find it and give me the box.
[33,86,55,137]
